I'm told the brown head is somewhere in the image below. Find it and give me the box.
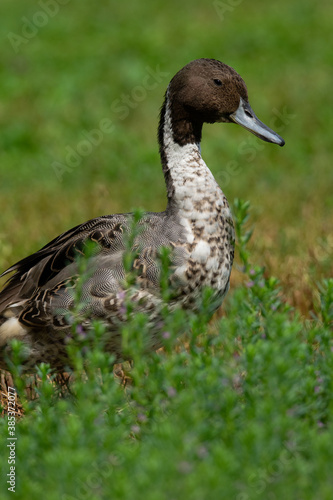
[160,58,285,147]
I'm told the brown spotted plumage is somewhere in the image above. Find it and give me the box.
[0,58,284,372]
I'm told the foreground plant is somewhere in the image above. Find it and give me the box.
[1,200,332,500]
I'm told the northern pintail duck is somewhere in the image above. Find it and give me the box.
[0,58,284,372]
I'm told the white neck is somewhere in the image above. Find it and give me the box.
[158,93,234,295]
[161,98,224,214]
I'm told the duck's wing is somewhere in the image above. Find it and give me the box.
[0,212,184,329]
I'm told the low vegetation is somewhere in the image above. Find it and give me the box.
[1,200,332,499]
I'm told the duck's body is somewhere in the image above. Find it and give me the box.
[0,59,284,372]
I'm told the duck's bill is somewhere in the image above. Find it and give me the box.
[230,97,285,147]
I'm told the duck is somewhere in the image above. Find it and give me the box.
[0,58,284,372]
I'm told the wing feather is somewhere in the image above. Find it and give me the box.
[0,211,186,327]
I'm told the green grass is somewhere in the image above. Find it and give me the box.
[0,1,333,498]
[1,200,333,499]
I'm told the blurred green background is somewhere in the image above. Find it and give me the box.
[0,0,332,313]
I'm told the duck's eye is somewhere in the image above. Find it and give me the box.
[213,79,223,86]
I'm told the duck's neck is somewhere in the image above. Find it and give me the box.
[158,91,221,212]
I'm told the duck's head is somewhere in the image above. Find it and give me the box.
[166,58,285,147]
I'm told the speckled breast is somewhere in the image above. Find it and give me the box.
[170,193,235,311]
